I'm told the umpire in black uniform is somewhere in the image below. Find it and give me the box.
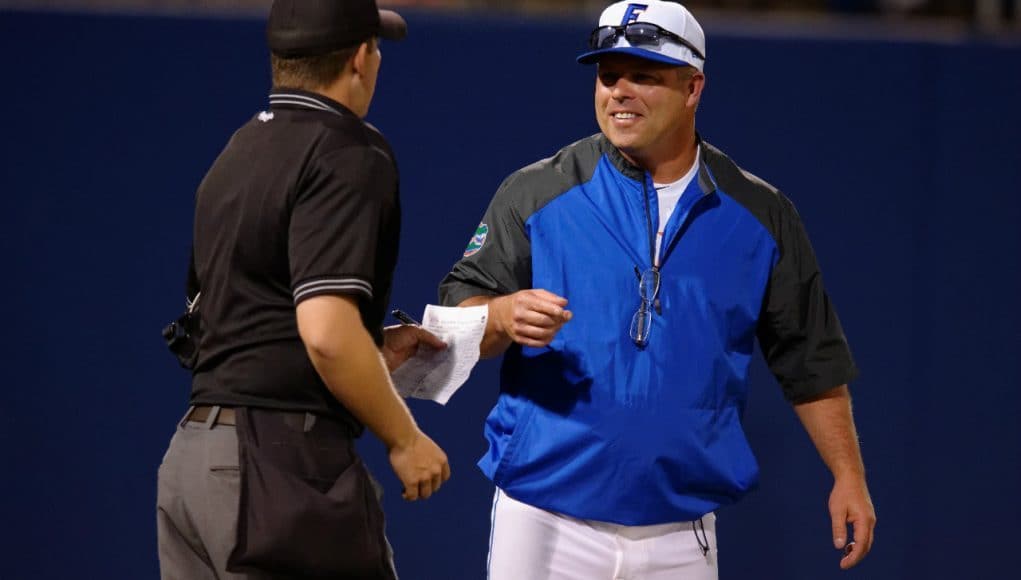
[157,1,450,578]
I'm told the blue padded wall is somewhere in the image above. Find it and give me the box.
[1,9,1018,579]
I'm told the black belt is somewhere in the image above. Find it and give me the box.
[186,405,236,426]
[184,406,359,437]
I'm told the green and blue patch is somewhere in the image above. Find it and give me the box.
[463,222,489,257]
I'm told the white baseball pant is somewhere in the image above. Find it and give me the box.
[487,488,718,580]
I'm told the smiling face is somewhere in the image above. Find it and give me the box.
[595,53,702,171]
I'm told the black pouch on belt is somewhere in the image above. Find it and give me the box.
[227,408,395,579]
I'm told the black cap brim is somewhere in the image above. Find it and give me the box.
[379,10,407,41]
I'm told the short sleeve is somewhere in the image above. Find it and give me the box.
[289,145,396,305]
[438,172,532,306]
[756,194,858,403]
[186,246,199,301]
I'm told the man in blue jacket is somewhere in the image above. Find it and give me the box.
[439,1,876,578]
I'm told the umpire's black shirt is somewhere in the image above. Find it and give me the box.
[189,89,401,432]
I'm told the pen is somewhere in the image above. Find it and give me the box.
[391,309,421,326]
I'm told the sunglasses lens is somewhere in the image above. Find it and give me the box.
[591,26,621,49]
[624,23,663,47]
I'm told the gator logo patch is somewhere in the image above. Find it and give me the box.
[463,223,489,257]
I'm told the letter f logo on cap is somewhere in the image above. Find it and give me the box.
[622,3,648,24]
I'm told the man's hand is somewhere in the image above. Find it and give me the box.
[490,289,573,348]
[381,324,447,372]
[830,475,876,569]
[792,385,875,570]
[388,431,451,501]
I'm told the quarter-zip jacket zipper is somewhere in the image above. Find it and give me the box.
[639,171,715,314]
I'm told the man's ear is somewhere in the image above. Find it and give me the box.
[351,39,372,77]
[687,72,706,108]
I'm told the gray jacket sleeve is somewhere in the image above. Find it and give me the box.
[438,171,533,306]
[755,193,858,403]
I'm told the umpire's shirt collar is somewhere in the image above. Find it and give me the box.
[268,88,352,117]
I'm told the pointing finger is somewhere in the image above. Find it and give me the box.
[831,505,847,550]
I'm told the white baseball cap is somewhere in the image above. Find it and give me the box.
[577,1,706,71]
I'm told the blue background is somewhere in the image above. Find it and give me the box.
[1,8,1019,579]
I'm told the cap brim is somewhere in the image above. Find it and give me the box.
[577,47,693,68]
[379,10,407,41]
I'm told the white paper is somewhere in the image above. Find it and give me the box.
[391,304,488,405]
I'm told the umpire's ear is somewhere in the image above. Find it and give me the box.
[351,37,378,78]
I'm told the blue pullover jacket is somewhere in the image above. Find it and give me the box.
[439,135,856,525]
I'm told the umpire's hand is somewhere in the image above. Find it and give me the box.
[381,324,447,372]
[388,431,450,501]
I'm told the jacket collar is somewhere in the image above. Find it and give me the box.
[600,133,717,195]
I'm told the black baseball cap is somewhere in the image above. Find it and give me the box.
[267,0,408,58]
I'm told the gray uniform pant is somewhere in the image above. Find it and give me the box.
[157,407,269,580]
[156,406,396,579]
